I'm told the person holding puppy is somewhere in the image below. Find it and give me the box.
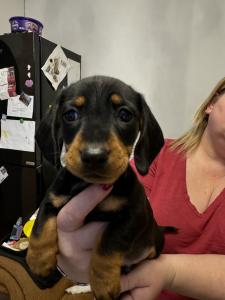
[57,77,225,300]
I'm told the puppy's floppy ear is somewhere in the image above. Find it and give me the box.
[134,94,164,175]
[35,103,62,168]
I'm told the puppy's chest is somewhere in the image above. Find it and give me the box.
[85,194,129,223]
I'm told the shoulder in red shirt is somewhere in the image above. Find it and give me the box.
[131,139,225,299]
[132,139,225,255]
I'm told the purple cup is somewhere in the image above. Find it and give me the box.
[9,16,43,36]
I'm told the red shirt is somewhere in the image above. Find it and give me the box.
[132,140,225,300]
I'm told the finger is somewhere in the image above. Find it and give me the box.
[57,250,91,283]
[58,222,106,251]
[120,261,161,300]
[120,287,155,300]
[57,184,112,231]
[75,222,107,250]
[121,269,144,294]
[120,293,133,300]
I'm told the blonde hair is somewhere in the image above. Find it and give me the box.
[171,77,225,153]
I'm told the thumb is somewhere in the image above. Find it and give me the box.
[120,261,161,300]
[121,272,159,300]
[121,260,150,294]
[121,267,145,294]
[121,271,153,300]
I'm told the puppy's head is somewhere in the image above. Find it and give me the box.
[36,76,164,183]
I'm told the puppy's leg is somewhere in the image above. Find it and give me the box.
[26,168,88,278]
[89,212,148,300]
[90,240,122,300]
[26,195,68,277]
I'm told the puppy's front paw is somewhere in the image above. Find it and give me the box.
[26,217,58,277]
[90,251,122,300]
[26,245,58,277]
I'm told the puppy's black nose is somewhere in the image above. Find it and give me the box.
[80,147,109,165]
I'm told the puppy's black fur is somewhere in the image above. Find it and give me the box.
[26,76,166,300]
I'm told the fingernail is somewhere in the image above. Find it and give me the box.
[100,184,112,190]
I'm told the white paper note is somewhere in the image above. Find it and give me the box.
[67,59,80,85]
[0,84,9,100]
[0,166,8,184]
[7,95,34,119]
[0,67,17,100]
[41,45,71,90]
[0,68,8,86]
[0,119,35,152]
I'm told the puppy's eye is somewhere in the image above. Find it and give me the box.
[118,108,133,122]
[63,109,79,122]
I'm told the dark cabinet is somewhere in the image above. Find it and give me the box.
[0,32,81,238]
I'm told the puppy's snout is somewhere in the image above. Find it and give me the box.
[80,146,109,166]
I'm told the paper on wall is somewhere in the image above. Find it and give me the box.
[0,67,17,100]
[0,68,9,100]
[0,68,8,86]
[41,45,71,90]
[0,84,9,100]
[67,59,80,85]
[0,119,35,152]
[0,166,8,184]
[7,95,34,119]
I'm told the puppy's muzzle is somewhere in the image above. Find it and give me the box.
[80,146,110,167]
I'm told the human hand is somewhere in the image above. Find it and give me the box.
[56,184,112,283]
[120,255,175,300]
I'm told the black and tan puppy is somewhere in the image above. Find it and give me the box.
[26,75,166,300]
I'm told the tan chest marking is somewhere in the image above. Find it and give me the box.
[97,195,127,212]
[49,192,68,208]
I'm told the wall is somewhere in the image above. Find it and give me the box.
[0,0,24,34]
[3,0,225,138]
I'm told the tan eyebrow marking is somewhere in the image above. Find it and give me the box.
[111,93,122,105]
[73,96,86,107]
